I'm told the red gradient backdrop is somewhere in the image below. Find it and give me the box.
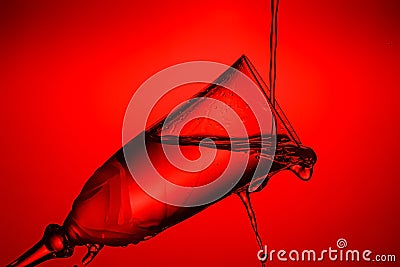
[0,0,399,266]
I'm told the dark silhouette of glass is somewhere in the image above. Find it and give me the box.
[7,55,316,267]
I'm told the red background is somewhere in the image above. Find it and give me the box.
[1,0,399,266]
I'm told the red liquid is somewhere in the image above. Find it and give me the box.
[64,133,297,245]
